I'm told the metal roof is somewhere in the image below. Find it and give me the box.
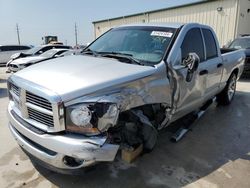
[93,0,210,24]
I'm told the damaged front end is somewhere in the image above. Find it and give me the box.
[8,59,173,170]
[64,101,167,159]
[60,64,174,160]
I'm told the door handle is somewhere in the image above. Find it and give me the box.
[199,70,208,75]
[217,63,223,68]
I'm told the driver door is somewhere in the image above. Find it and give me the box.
[171,27,207,119]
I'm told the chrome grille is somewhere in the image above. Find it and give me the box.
[9,83,21,110]
[8,80,63,131]
[10,83,20,97]
[26,91,52,111]
[28,107,54,127]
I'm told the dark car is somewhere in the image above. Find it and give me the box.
[227,35,250,75]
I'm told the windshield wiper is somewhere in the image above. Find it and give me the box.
[98,51,143,65]
[81,48,98,56]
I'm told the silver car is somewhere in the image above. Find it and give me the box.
[7,48,69,72]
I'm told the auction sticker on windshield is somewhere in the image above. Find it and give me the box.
[151,31,173,38]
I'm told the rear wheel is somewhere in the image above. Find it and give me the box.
[217,73,237,105]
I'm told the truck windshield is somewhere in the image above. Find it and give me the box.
[229,38,250,49]
[86,26,176,65]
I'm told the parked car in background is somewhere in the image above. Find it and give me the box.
[58,49,81,57]
[7,44,72,64]
[225,35,250,75]
[0,45,31,66]
[7,48,69,72]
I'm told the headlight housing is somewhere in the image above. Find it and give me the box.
[66,103,119,136]
[70,105,92,127]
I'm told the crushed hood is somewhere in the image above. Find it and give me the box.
[13,55,156,101]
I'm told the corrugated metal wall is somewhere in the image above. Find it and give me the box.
[236,0,250,37]
[94,0,238,45]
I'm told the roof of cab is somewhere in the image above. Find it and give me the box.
[114,22,212,30]
[115,22,185,29]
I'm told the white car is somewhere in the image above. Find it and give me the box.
[0,45,31,66]
[7,48,69,72]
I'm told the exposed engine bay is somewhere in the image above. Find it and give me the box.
[107,104,166,151]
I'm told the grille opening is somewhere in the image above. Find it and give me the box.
[28,107,54,127]
[26,92,52,111]
[10,83,20,97]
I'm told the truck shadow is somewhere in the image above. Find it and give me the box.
[32,90,250,188]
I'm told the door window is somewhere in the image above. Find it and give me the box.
[202,29,218,59]
[181,28,205,62]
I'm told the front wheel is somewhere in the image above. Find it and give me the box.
[217,73,237,105]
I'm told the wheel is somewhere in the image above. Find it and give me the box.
[217,73,237,105]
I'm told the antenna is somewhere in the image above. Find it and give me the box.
[16,23,21,45]
[75,23,78,46]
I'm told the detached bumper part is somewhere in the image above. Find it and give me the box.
[8,105,119,170]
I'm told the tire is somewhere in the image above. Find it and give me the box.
[217,73,237,105]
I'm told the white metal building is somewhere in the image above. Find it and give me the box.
[93,0,250,45]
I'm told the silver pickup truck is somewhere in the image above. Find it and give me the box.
[7,23,245,171]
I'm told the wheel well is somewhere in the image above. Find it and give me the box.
[232,68,239,77]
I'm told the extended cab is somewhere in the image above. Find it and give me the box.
[7,23,245,171]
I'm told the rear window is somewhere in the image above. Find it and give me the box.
[202,29,218,59]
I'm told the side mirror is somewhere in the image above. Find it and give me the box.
[182,53,200,82]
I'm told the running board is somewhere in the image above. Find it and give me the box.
[171,98,216,142]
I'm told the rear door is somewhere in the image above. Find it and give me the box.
[201,28,223,99]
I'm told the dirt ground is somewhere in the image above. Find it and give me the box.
[0,67,250,188]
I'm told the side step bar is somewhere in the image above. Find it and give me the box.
[171,98,215,142]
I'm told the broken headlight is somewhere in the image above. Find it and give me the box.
[70,105,92,127]
[66,103,119,136]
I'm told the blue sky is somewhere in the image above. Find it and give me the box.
[0,0,202,46]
